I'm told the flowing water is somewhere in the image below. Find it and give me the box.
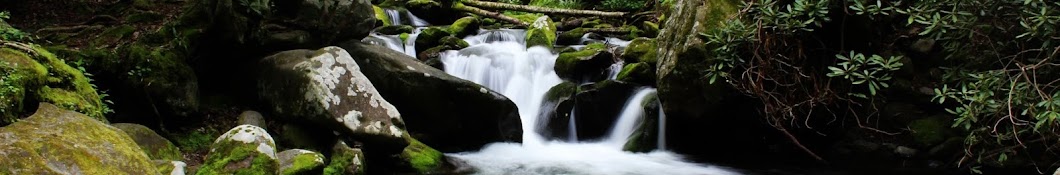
[366,11,737,174]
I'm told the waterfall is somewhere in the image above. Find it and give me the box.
[384,9,402,26]
[387,29,741,175]
[380,8,431,27]
[568,107,578,142]
[606,61,624,80]
[658,103,667,151]
[604,88,656,148]
[364,28,424,57]
[440,36,562,145]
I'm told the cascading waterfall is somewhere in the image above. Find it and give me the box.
[425,29,740,175]
[604,88,656,148]
[406,11,430,27]
[568,107,577,142]
[384,9,402,26]
[658,103,667,150]
[606,61,624,80]
[439,37,561,145]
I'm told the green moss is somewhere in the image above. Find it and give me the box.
[557,28,587,45]
[113,123,183,160]
[621,38,658,64]
[172,129,220,153]
[1,44,109,123]
[698,0,740,31]
[616,62,655,85]
[0,103,157,174]
[375,25,414,35]
[281,151,325,175]
[92,25,136,46]
[555,44,605,77]
[909,115,952,146]
[0,48,47,125]
[399,33,410,42]
[524,15,557,47]
[323,142,365,175]
[196,126,279,175]
[400,136,444,174]
[407,0,441,9]
[373,5,391,26]
[545,81,578,101]
[447,17,480,37]
[640,21,659,37]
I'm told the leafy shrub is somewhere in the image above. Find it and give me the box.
[0,11,28,41]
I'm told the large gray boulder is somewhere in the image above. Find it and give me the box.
[338,42,522,152]
[258,46,409,153]
[0,103,159,174]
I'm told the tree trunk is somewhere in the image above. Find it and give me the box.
[462,0,627,18]
[453,3,529,27]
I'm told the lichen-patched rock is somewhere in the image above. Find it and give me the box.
[196,124,279,174]
[258,46,409,153]
[0,103,158,174]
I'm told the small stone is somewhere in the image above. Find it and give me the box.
[278,149,326,175]
[238,110,267,128]
[895,146,918,158]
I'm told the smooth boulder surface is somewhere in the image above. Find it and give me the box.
[196,124,280,174]
[0,103,158,174]
[541,81,579,140]
[338,42,522,152]
[112,123,183,161]
[258,46,409,153]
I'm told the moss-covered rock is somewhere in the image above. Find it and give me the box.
[196,124,279,175]
[542,81,579,140]
[623,94,661,152]
[112,123,183,161]
[621,37,658,65]
[373,5,390,26]
[448,16,481,37]
[278,149,326,175]
[153,160,188,175]
[616,62,655,85]
[909,115,953,147]
[557,28,587,45]
[0,103,157,174]
[413,27,453,56]
[323,141,366,175]
[337,42,522,152]
[554,43,615,83]
[258,47,410,154]
[0,42,108,125]
[398,135,446,174]
[375,25,415,35]
[525,15,557,48]
[639,21,660,38]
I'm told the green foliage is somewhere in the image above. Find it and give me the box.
[600,0,646,11]
[173,129,220,152]
[530,0,584,9]
[753,0,832,33]
[0,11,28,41]
[826,51,903,98]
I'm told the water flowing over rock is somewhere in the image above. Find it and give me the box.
[0,103,158,174]
[337,42,522,152]
[258,46,409,153]
[197,124,279,174]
